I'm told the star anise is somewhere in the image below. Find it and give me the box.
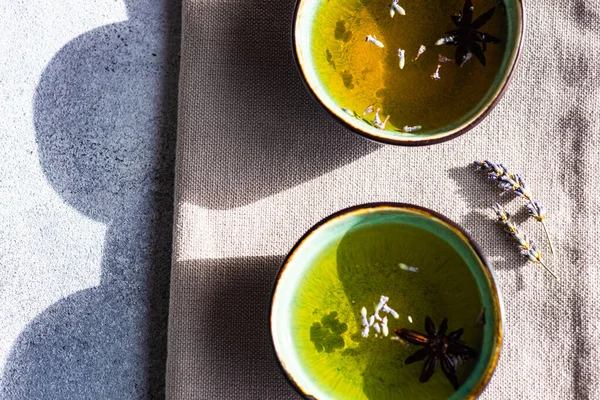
[441,0,501,67]
[395,316,478,390]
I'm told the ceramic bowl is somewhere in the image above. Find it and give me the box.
[271,203,503,399]
[292,1,524,145]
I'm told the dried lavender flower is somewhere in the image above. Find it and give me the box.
[373,109,390,130]
[368,315,375,326]
[493,203,558,281]
[381,303,400,319]
[360,307,369,326]
[381,316,389,337]
[431,64,442,80]
[474,160,531,198]
[374,295,389,314]
[389,0,406,18]
[475,160,554,255]
[373,322,381,334]
[398,49,406,69]
[366,35,384,48]
[435,36,456,46]
[360,307,370,337]
[402,125,422,133]
[360,295,398,339]
[413,45,426,61]
[362,325,370,338]
[526,200,554,255]
[399,262,418,272]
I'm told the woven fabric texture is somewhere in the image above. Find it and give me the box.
[167,0,600,398]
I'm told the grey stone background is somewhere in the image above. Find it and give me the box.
[0,0,180,398]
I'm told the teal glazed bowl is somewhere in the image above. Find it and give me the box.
[293,0,524,145]
[271,203,503,399]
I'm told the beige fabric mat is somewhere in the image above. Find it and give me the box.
[167,0,600,398]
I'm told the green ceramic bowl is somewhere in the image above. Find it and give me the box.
[271,203,503,399]
[292,0,524,145]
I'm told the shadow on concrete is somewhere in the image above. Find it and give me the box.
[2,1,180,398]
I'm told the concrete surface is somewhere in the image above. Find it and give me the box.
[0,0,180,398]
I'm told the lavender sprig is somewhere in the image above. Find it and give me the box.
[525,200,555,254]
[475,160,555,255]
[493,204,559,281]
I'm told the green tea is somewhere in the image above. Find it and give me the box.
[291,222,484,399]
[310,0,508,132]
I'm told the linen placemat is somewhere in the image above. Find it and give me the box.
[166,0,600,398]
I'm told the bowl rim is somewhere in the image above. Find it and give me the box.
[269,202,504,399]
[291,0,525,146]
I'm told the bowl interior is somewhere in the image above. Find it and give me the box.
[271,205,502,399]
[293,0,523,144]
